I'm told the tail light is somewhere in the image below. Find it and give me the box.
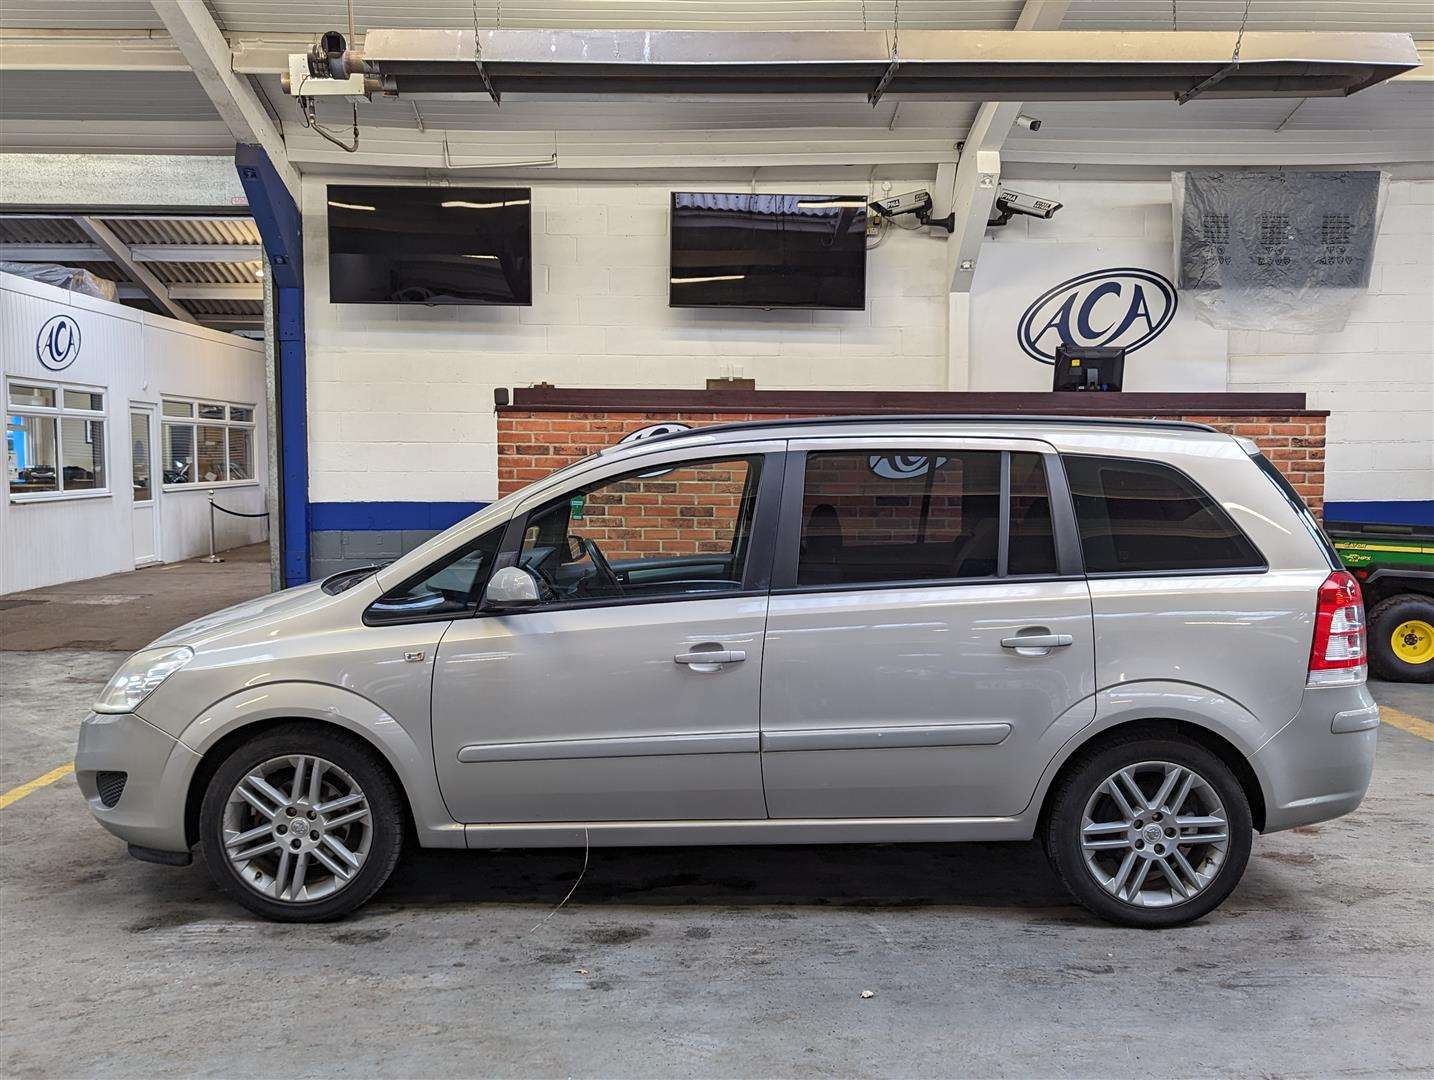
[1307,571,1366,686]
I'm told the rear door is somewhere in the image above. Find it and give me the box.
[758,437,1096,819]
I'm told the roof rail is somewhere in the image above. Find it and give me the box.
[600,413,1220,453]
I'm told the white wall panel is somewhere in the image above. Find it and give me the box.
[1,272,267,594]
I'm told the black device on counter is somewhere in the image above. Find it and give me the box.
[1053,344,1125,391]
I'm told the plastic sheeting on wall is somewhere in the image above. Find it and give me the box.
[1173,170,1386,333]
[0,261,118,303]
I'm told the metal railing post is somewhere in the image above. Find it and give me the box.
[202,488,224,564]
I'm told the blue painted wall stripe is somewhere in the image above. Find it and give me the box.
[310,501,490,531]
[1325,500,1434,528]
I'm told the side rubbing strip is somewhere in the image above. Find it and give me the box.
[458,731,757,763]
[761,723,1012,753]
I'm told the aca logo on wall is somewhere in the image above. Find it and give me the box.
[36,314,82,370]
[1016,267,1177,364]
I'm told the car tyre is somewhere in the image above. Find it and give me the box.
[1366,594,1434,684]
[1043,734,1253,929]
[200,724,404,922]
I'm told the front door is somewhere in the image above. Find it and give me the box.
[129,406,160,565]
[431,443,784,823]
[759,438,1096,819]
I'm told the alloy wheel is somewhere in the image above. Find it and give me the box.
[1079,760,1230,908]
[222,754,372,903]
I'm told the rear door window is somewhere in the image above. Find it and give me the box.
[1063,455,1264,574]
[794,449,1058,587]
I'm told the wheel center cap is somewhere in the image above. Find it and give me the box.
[1142,824,1163,845]
[289,818,310,839]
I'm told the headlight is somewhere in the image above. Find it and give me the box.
[94,646,195,714]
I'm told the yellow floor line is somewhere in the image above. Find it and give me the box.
[1381,706,1434,743]
[0,762,75,810]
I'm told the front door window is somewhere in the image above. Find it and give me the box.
[517,454,764,604]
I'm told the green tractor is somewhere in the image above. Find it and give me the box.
[1327,518,1434,683]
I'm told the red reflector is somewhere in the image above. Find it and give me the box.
[1308,570,1367,685]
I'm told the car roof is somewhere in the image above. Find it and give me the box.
[599,413,1231,459]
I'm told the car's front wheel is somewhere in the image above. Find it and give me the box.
[199,724,403,922]
[1043,734,1252,928]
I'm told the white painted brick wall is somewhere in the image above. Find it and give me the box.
[303,176,950,503]
[1225,179,1434,504]
[304,175,1432,507]
[987,179,1433,505]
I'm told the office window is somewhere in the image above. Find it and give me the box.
[1064,455,1264,574]
[161,397,256,486]
[7,379,107,499]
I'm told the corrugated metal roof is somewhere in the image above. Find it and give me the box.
[182,298,264,316]
[0,0,165,29]
[1064,0,1434,36]
[0,214,265,329]
[0,217,90,244]
[102,216,261,246]
[149,259,265,286]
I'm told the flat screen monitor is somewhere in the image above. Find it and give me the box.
[327,184,532,305]
[669,192,867,310]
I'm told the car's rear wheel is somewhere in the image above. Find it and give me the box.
[1367,594,1434,683]
[1043,735,1252,928]
[199,724,403,922]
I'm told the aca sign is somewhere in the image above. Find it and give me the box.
[36,314,81,370]
[1016,267,1177,364]
[969,243,1227,393]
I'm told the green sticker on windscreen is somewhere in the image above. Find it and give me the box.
[570,494,585,519]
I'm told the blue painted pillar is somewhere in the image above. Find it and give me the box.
[235,145,309,586]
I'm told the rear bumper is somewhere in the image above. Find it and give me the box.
[1254,684,1379,832]
[75,710,198,854]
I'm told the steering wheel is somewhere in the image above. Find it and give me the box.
[571,534,624,597]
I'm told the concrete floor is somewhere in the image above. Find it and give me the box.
[1,552,1431,1077]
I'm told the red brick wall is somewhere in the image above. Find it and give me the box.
[558,457,753,562]
[498,410,1327,518]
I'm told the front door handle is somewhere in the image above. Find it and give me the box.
[1000,633,1074,655]
[674,649,747,667]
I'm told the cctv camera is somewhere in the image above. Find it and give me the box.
[1014,114,1042,132]
[869,189,933,219]
[987,187,1063,227]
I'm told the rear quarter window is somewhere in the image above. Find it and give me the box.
[1064,454,1265,575]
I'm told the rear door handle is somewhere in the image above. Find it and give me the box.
[1000,633,1074,652]
[674,649,746,666]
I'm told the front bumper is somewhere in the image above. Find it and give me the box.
[1254,683,1379,833]
[75,710,199,854]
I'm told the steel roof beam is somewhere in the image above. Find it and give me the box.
[73,215,195,323]
[0,243,261,263]
[116,284,262,300]
[941,1,1069,295]
[148,1,301,204]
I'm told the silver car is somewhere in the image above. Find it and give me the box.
[77,416,1378,927]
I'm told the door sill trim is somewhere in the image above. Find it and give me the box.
[463,814,1031,848]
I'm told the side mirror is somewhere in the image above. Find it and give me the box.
[483,565,541,611]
